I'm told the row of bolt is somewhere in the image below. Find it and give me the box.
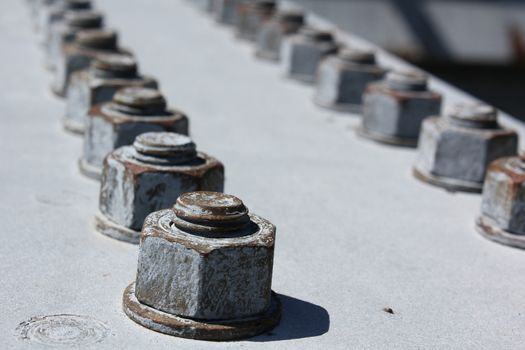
[23,0,525,342]
[27,0,282,341]
[204,0,525,250]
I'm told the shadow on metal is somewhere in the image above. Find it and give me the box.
[251,294,330,342]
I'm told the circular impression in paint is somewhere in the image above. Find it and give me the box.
[16,314,110,346]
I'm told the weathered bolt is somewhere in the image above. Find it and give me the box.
[79,87,190,180]
[122,191,281,340]
[359,70,442,147]
[96,132,224,244]
[64,54,157,135]
[314,48,387,111]
[414,104,518,192]
[280,27,338,83]
[235,0,276,42]
[476,155,525,249]
[52,29,127,97]
[38,0,92,47]
[255,10,305,61]
[46,10,104,71]
[213,0,241,25]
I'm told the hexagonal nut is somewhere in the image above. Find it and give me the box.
[362,83,442,145]
[481,157,525,234]
[82,105,189,178]
[64,70,157,134]
[46,11,104,71]
[235,0,275,41]
[99,147,224,234]
[280,31,337,83]
[214,0,239,25]
[52,30,126,97]
[255,20,283,61]
[416,117,518,186]
[314,55,386,111]
[135,208,275,320]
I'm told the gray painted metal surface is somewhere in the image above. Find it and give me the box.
[3,0,525,348]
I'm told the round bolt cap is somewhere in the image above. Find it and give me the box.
[92,54,138,78]
[75,29,118,50]
[255,0,276,11]
[278,10,304,24]
[300,27,334,42]
[448,103,498,124]
[65,0,91,10]
[386,70,427,91]
[113,87,166,113]
[65,10,103,29]
[172,192,251,234]
[133,132,197,161]
[338,48,376,64]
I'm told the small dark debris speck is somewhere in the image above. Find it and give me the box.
[383,307,394,314]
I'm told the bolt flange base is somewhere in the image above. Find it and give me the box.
[313,97,362,113]
[356,126,418,148]
[94,212,140,244]
[476,215,525,250]
[413,166,483,193]
[255,51,279,62]
[122,283,282,341]
[62,117,86,135]
[285,73,315,84]
[78,158,102,180]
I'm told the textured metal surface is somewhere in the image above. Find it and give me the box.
[4,0,525,348]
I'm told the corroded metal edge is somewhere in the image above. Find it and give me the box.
[355,126,418,148]
[78,157,102,180]
[51,86,66,98]
[62,117,85,135]
[412,166,483,193]
[312,96,362,114]
[285,73,315,84]
[122,283,282,341]
[476,215,525,250]
[254,51,279,62]
[94,212,141,244]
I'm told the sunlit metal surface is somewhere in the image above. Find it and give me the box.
[2,0,525,348]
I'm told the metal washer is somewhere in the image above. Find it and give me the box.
[62,117,85,135]
[94,212,141,244]
[356,126,418,148]
[78,157,102,180]
[412,166,483,193]
[122,283,282,341]
[476,215,525,250]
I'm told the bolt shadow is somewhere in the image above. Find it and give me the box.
[251,294,330,342]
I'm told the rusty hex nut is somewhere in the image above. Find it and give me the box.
[280,27,338,83]
[38,0,92,47]
[79,87,190,180]
[476,156,525,249]
[213,0,240,25]
[122,191,281,340]
[46,10,104,71]
[413,104,518,192]
[235,0,276,42]
[51,29,128,97]
[359,71,442,147]
[314,48,387,111]
[255,10,305,61]
[64,54,158,135]
[95,132,224,244]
